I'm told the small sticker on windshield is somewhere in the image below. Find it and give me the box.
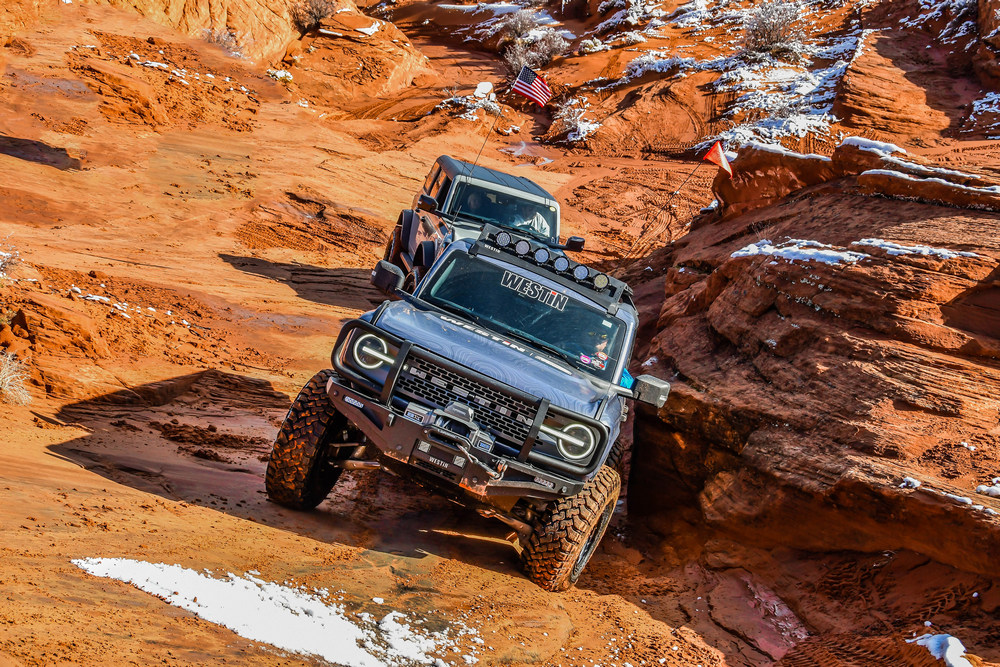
[501,271,568,311]
[593,358,606,370]
[598,351,608,361]
[580,354,591,364]
[602,320,612,328]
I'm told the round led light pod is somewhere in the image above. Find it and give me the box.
[572,265,590,281]
[514,239,531,255]
[593,273,610,290]
[557,423,597,461]
[496,231,512,247]
[534,248,550,264]
[553,256,570,272]
[353,333,389,370]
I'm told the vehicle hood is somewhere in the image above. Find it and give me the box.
[375,300,606,418]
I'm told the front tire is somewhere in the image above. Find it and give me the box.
[265,370,358,510]
[521,466,621,591]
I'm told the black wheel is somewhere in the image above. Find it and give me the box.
[265,369,359,510]
[521,466,621,591]
[383,224,402,265]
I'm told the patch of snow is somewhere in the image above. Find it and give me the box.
[943,492,973,505]
[840,136,907,156]
[267,69,293,82]
[742,141,831,161]
[73,558,480,667]
[731,239,869,265]
[641,356,658,368]
[356,21,381,36]
[975,484,1000,498]
[318,29,344,37]
[851,238,979,259]
[859,169,1000,195]
[142,61,170,69]
[900,477,921,489]
[906,634,974,667]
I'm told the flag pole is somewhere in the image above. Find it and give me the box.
[471,99,505,171]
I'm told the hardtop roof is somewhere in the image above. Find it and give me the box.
[437,155,555,202]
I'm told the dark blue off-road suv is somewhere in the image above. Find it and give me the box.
[266,226,669,591]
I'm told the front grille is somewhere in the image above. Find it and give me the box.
[394,354,537,445]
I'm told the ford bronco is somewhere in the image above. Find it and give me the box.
[266,225,669,591]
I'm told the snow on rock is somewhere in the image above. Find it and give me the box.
[356,21,381,36]
[976,483,1000,498]
[267,69,293,82]
[900,477,922,489]
[72,558,479,667]
[906,634,975,667]
[850,238,979,259]
[731,239,869,265]
[839,136,907,156]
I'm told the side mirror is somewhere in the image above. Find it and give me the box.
[371,260,405,295]
[633,374,670,408]
[565,236,585,252]
[416,194,437,212]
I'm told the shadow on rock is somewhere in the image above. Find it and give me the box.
[0,135,82,170]
[220,253,383,311]
[47,368,522,579]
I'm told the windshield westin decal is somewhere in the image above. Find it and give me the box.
[500,271,568,311]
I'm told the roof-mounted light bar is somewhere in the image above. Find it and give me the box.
[476,225,616,295]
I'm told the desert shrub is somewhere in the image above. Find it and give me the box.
[502,30,568,74]
[203,28,245,58]
[621,30,646,45]
[0,247,17,279]
[495,9,538,40]
[579,37,606,53]
[0,352,30,406]
[291,0,337,32]
[741,0,804,60]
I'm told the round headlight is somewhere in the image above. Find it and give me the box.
[557,423,597,461]
[496,231,512,247]
[515,239,531,255]
[553,256,570,272]
[353,333,390,370]
[593,273,610,289]
[572,265,590,281]
[534,248,550,264]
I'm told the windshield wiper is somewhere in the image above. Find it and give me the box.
[430,301,578,370]
[491,326,580,371]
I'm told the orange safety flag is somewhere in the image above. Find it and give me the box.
[703,140,732,176]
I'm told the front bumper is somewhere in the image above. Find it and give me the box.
[325,375,584,503]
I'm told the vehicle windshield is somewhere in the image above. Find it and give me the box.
[421,252,626,381]
[448,182,556,241]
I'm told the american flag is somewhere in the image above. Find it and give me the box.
[512,65,552,107]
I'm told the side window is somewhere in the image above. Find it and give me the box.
[429,172,450,202]
[437,177,452,209]
[423,165,440,194]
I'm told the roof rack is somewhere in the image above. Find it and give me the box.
[470,225,633,311]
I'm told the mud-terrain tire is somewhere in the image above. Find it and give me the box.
[521,465,621,591]
[383,224,402,266]
[605,438,627,474]
[265,369,358,510]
